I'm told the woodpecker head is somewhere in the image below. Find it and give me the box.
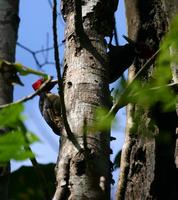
[32,78,57,92]
[123,35,154,59]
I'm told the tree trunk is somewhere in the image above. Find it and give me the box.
[0,0,19,199]
[117,0,178,199]
[53,1,114,199]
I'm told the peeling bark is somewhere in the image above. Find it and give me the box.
[53,0,114,199]
[117,0,178,200]
[0,0,19,199]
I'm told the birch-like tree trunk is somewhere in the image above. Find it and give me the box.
[53,0,115,199]
[117,1,178,199]
[0,0,19,199]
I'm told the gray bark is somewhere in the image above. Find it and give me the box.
[53,0,114,199]
[117,0,178,199]
[0,0,19,199]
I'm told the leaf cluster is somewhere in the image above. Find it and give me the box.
[0,104,39,162]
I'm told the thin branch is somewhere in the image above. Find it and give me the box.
[107,48,161,118]
[0,77,53,109]
[48,0,65,26]
[35,46,54,54]
[113,16,119,46]
[52,0,82,150]
[17,41,63,69]
[151,82,178,91]
[16,42,34,54]
[47,0,53,8]
[17,42,52,68]
[17,42,56,54]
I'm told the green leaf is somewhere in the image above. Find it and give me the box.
[0,59,49,78]
[14,63,48,77]
[112,76,127,102]
[0,103,24,128]
[126,79,176,111]
[0,131,35,162]
[91,108,116,132]
[0,103,39,162]
[26,132,40,143]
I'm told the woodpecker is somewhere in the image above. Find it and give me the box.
[108,42,135,83]
[32,79,63,136]
[108,36,154,83]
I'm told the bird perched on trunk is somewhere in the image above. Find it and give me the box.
[32,78,63,136]
[108,35,154,83]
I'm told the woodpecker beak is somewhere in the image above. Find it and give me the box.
[51,79,58,84]
[12,75,24,86]
[122,35,135,45]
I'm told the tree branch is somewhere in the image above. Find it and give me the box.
[0,77,53,109]
[17,42,61,68]
[52,0,82,151]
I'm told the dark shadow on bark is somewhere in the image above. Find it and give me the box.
[150,105,178,199]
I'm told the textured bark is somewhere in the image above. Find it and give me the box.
[117,0,178,200]
[163,0,178,21]
[166,0,178,186]
[0,0,19,199]
[53,1,114,199]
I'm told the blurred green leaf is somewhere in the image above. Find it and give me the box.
[111,14,178,113]
[0,131,35,162]
[26,132,40,144]
[125,80,176,111]
[0,103,39,162]
[92,108,116,132]
[0,103,24,128]
[0,60,48,78]
[112,76,127,101]
[14,63,48,78]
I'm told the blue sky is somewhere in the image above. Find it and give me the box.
[12,0,127,193]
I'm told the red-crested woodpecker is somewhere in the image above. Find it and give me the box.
[32,79,62,136]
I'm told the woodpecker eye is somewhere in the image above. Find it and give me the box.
[32,79,44,91]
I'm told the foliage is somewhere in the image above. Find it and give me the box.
[9,163,56,200]
[0,104,39,162]
[0,60,49,86]
[114,15,178,112]
[112,14,178,168]
[92,108,116,132]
